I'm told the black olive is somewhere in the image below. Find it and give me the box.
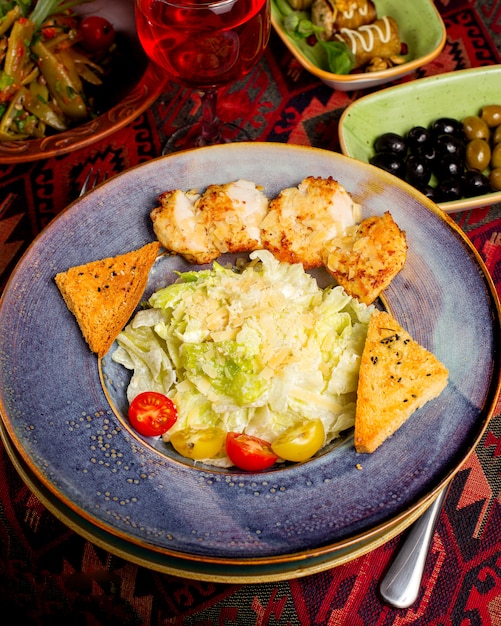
[462,170,491,197]
[370,152,406,178]
[415,183,437,202]
[435,178,463,202]
[434,133,465,160]
[405,154,432,186]
[406,126,432,153]
[374,132,407,156]
[430,117,464,138]
[417,142,438,166]
[434,155,464,180]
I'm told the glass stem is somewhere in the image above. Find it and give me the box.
[200,90,222,145]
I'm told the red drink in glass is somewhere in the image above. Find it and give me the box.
[136,0,270,91]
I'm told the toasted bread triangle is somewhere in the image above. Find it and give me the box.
[55,241,160,357]
[354,310,449,453]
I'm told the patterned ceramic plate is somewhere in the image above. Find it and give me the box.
[0,143,499,570]
[0,0,165,164]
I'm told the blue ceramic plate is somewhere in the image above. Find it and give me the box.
[0,144,499,567]
[0,418,435,581]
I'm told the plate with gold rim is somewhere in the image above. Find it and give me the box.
[0,416,448,582]
[0,143,499,570]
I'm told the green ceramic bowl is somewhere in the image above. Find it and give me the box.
[339,65,501,212]
[271,0,446,90]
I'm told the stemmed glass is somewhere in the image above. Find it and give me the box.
[135,0,271,153]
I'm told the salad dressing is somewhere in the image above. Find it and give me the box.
[342,3,370,20]
[335,15,392,54]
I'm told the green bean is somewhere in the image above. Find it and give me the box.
[0,87,29,139]
[67,48,103,85]
[0,6,21,38]
[31,39,88,120]
[4,18,34,84]
[24,84,67,130]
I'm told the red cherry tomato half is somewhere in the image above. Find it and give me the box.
[128,391,178,437]
[78,16,115,52]
[226,432,278,471]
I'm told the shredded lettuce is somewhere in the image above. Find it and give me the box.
[112,250,374,465]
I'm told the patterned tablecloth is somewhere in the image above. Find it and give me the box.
[0,0,500,624]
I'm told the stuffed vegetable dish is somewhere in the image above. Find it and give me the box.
[273,0,407,75]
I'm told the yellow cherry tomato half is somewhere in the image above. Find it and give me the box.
[271,419,325,463]
[170,427,225,461]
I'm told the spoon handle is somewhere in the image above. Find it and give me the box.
[379,486,449,608]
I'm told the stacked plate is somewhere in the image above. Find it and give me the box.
[0,144,499,582]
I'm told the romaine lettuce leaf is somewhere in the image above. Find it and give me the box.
[112,250,374,464]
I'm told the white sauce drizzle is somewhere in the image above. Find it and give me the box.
[342,2,369,20]
[335,15,391,54]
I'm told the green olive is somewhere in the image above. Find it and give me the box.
[463,115,489,140]
[466,138,491,171]
[481,105,501,128]
[492,125,501,145]
[489,167,501,191]
[491,143,501,169]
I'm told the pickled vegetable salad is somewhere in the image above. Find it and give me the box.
[113,250,373,467]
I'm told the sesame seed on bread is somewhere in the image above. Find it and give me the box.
[354,310,449,453]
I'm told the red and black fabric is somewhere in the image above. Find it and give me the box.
[0,0,500,623]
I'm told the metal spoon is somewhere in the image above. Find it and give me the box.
[379,485,450,608]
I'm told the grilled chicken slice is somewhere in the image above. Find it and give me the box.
[198,179,269,255]
[260,176,361,269]
[150,180,269,265]
[322,211,407,304]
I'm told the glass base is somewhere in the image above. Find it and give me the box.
[162,121,250,154]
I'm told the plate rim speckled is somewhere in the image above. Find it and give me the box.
[0,417,443,581]
[0,143,499,571]
[270,0,446,90]
[339,65,501,212]
[0,0,166,164]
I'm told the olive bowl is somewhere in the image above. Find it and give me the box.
[271,0,446,91]
[339,65,501,213]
